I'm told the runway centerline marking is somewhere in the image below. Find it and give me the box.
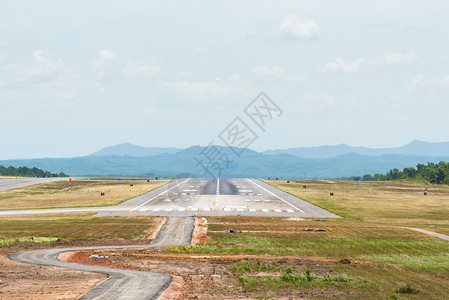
[245,178,305,213]
[216,178,220,195]
[129,178,190,212]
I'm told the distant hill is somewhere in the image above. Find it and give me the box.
[262,140,449,158]
[2,145,449,179]
[90,143,181,157]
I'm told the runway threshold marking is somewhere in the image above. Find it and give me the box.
[245,178,305,213]
[129,178,190,212]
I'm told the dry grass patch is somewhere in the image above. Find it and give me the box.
[0,213,158,241]
[0,179,169,210]
[263,179,449,229]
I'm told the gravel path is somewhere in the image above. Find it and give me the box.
[8,217,194,300]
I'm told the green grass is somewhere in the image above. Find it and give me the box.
[0,236,59,246]
[167,215,449,298]
[0,213,157,241]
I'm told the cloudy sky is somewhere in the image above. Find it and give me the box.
[1,0,448,159]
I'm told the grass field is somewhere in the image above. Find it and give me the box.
[263,179,449,234]
[0,213,157,245]
[164,180,449,298]
[0,179,168,210]
[167,216,449,299]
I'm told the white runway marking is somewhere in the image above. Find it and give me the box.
[152,208,161,212]
[261,209,270,212]
[274,209,282,212]
[203,206,211,211]
[216,178,220,195]
[190,207,199,212]
[139,208,149,212]
[224,208,232,212]
[249,208,257,212]
[236,208,244,212]
[245,179,305,213]
[177,207,186,211]
[130,178,190,212]
[286,209,295,213]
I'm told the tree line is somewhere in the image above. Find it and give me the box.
[352,161,449,184]
[0,165,68,178]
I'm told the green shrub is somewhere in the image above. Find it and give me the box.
[397,283,419,294]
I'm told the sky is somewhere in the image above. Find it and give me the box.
[0,0,448,159]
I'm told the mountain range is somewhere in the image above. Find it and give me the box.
[1,140,449,179]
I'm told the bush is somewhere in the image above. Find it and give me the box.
[397,283,419,294]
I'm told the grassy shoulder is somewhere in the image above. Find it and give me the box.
[0,179,169,210]
[0,213,158,246]
[262,179,449,230]
[166,216,449,299]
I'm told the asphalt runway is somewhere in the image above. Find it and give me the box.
[116,178,340,218]
[0,177,63,191]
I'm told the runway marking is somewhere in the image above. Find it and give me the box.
[249,208,257,212]
[203,206,211,211]
[245,179,305,213]
[236,208,244,212]
[223,208,232,212]
[164,199,171,202]
[165,208,173,212]
[273,209,282,212]
[190,207,199,212]
[139,208,149,212]
[130,178,190,211]
[177,207,186,211]
[286,209,295,213]
[152,208,161,212]
[261,209,270,212]
[255,199,261,202]
[216,178,220,195]
[245,199,251,202]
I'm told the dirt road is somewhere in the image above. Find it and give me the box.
[8,217,194,300]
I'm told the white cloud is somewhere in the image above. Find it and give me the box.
[194,46,211,55]
[94,49,161,78]
[254,65,284,77]
[0,49,92,104]
[316,58,366,74]
[0,51,7,63]
[279,14,321,40]
[381,51,420,66]
[160,80,233,102]
[317,51,421,74]
[5,50,68,77]
[0,38,8,63]
[409,74,449,91]
[254,65,307,82]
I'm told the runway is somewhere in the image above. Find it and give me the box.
[115,178,340,218]
[0,178,340,218]
[0,177,64,191]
